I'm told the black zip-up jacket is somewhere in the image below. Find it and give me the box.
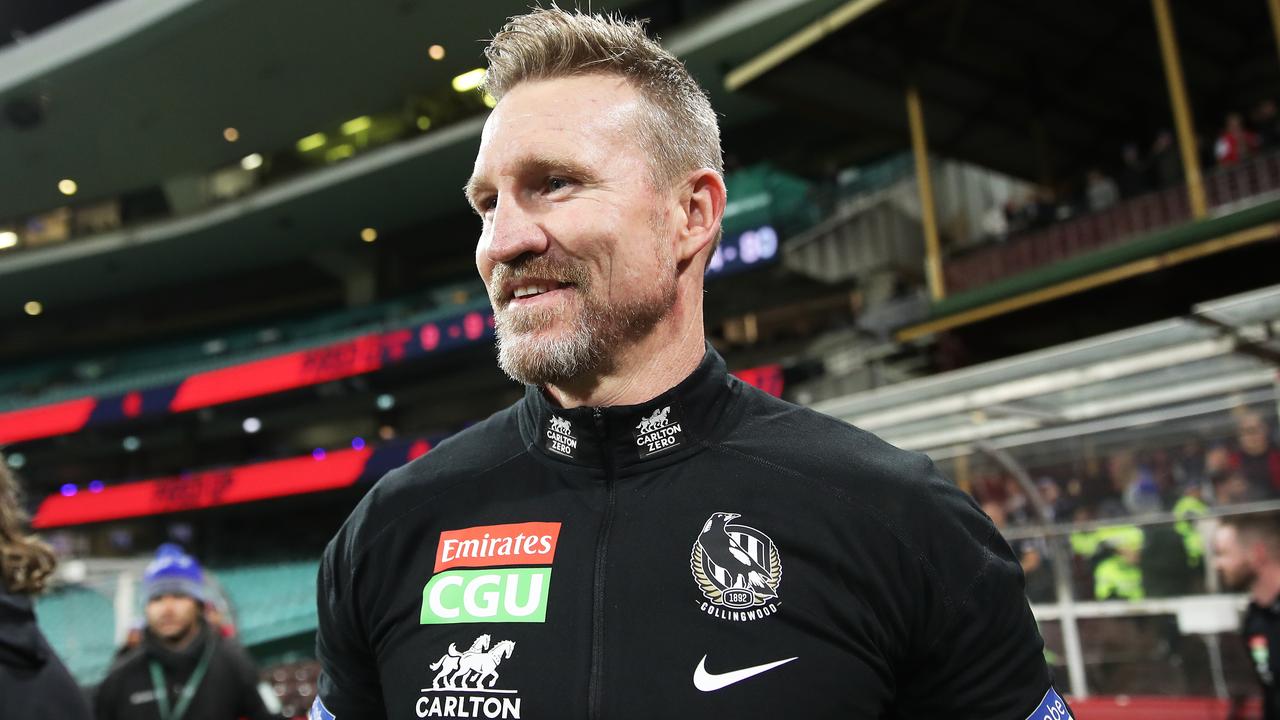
[0,582,92,720]
[1243,598,1280,719]
[314,348,1072,720]
[95,620,275,720]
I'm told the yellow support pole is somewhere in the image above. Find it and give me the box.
[724,0,890,92]
[1269,0,1280,68]
[1152,0,1207,219]
[906,85,946,301]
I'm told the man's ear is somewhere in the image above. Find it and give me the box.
[675,168,726,266]
[1249,539,1270,569]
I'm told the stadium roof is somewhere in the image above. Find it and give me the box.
[727,0,1280,183]
[0,0,850,311]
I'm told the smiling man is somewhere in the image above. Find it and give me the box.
[313,8,1069,720]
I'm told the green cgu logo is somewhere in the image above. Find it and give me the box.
[421,522,560,625]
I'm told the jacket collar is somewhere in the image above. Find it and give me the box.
[518,344,737,474]
[0,582,45,669]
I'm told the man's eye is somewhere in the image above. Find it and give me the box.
[545,177,572,193]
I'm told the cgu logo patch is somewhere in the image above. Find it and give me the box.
[417,633,522,718]
[422,522,561,624]
[691,512,782,622]
[634,406,684,459]
[1252,634,1274,685]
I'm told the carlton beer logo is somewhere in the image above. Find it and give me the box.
[634,405,684,459]
[544,415,577,459]
[691,512,782,622]
[422,522,561,624]
[417,633,522,718]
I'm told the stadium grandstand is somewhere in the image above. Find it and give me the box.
[3,0,1280,717]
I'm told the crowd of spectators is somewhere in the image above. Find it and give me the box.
[968,407,1280,603]
[981,97,1280,244]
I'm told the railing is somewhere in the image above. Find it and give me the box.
[944,150,1280,295]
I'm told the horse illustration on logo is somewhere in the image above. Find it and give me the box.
[549,416,572,435]
[636,406,671,434]
[428,634,517,690]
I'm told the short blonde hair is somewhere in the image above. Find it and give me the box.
[483,7,724,189]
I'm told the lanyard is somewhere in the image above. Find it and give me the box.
[148,636,216,720]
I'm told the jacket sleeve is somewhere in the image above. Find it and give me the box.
[893,462,1074,720]
[225,638,278,720]
[313,529,386,719]
[93,672,118,720]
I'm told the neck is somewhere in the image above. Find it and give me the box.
[546,282,705,408]
[1254,565,1280,606]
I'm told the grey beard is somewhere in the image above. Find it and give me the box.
[494,281,675,387]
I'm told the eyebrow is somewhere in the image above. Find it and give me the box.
[463,154,599,209]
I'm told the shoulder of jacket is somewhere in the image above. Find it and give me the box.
[327,402,525,564]
[364,402,522,507]
[729,386,938,494]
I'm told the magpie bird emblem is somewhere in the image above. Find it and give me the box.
[691,512,782,609]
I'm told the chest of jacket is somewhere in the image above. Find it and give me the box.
[358,456,911,720]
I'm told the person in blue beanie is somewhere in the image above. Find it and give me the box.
[95,544,275,720]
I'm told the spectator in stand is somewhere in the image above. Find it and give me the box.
[1251,99,1280,149]
[1231,411,1280,501]
[1173,476,1209,576]
[980,199,1009,242]
[982,500,1054,603]
[1216,112,1262,166]
[1085,168,1121,212]
[1215,467,1253,505]
[1150,130,1183,189]
[1110,449,1162,515]
[1118,142,1150,197]
[1036,477,1069,522]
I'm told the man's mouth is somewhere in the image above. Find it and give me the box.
[512,281,567,299]
[505,279,574,305]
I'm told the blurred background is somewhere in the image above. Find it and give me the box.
[3,0,1280,717]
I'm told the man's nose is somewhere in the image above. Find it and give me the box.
[485,198,549,264]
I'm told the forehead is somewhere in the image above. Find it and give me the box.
[472,75,649,181]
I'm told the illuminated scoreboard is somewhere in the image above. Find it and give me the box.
[706,225,779,278]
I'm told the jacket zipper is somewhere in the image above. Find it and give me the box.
[588,407,616,720]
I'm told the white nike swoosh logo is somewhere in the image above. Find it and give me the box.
[693,655,798,692]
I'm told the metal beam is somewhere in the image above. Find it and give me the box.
[724,0,891,91]
[1270,0,1280,69]
[896,222,1280,341]
[1152,0,1208,219]
[906,85,945,301]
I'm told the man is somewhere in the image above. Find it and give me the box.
[314,9,1068,719]
[1214,513,1280,719]
[0,458,91,720]
[1231,411,1280,500]
[96,544,275,720]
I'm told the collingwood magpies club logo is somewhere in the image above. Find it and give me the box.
[691,512,782,621]
[419,634,522,718]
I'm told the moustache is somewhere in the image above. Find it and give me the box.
[488,256,591,306]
